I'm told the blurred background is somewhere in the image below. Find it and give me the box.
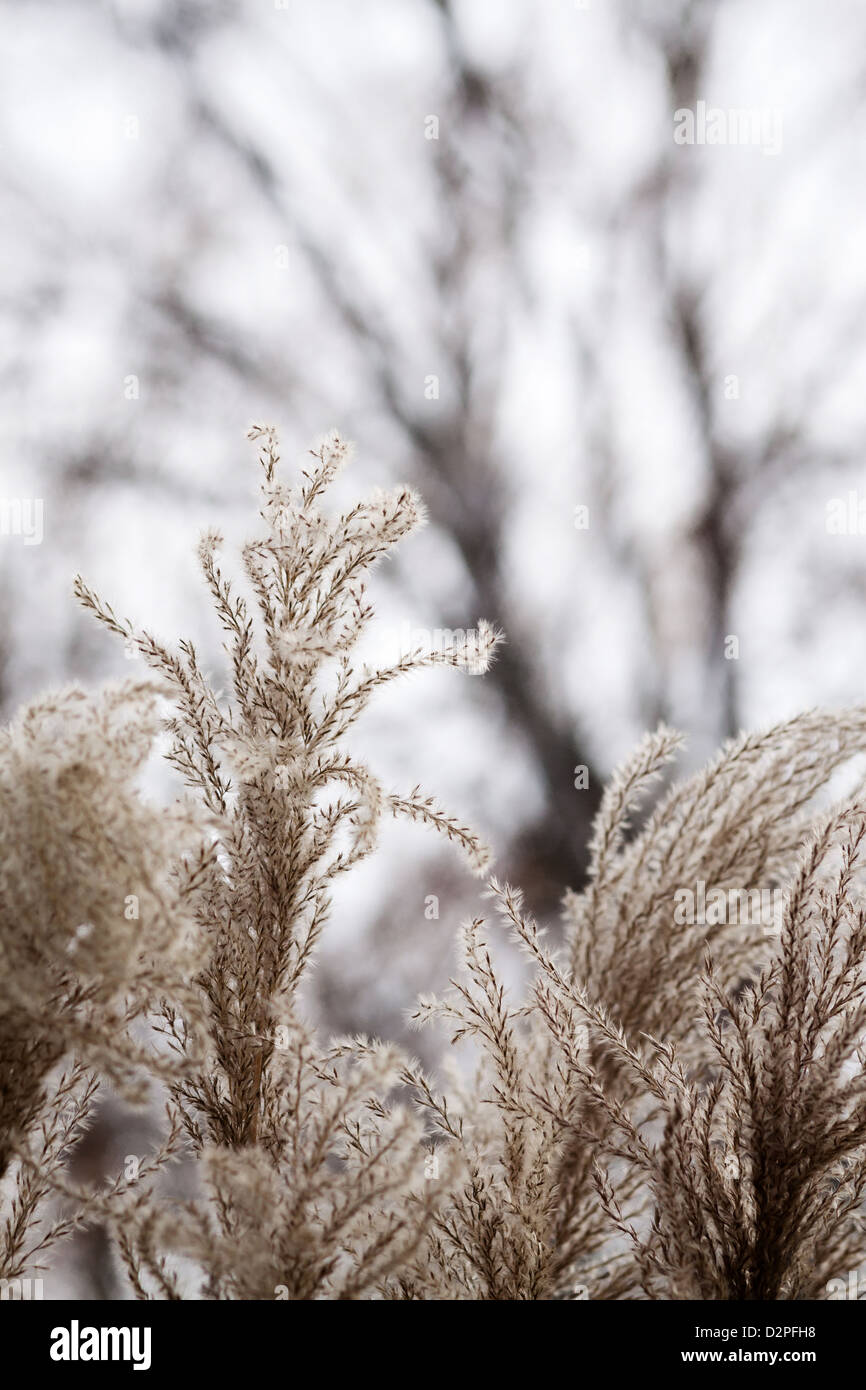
[2,0,866,1293]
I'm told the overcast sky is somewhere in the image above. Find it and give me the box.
[3,0,866,978]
